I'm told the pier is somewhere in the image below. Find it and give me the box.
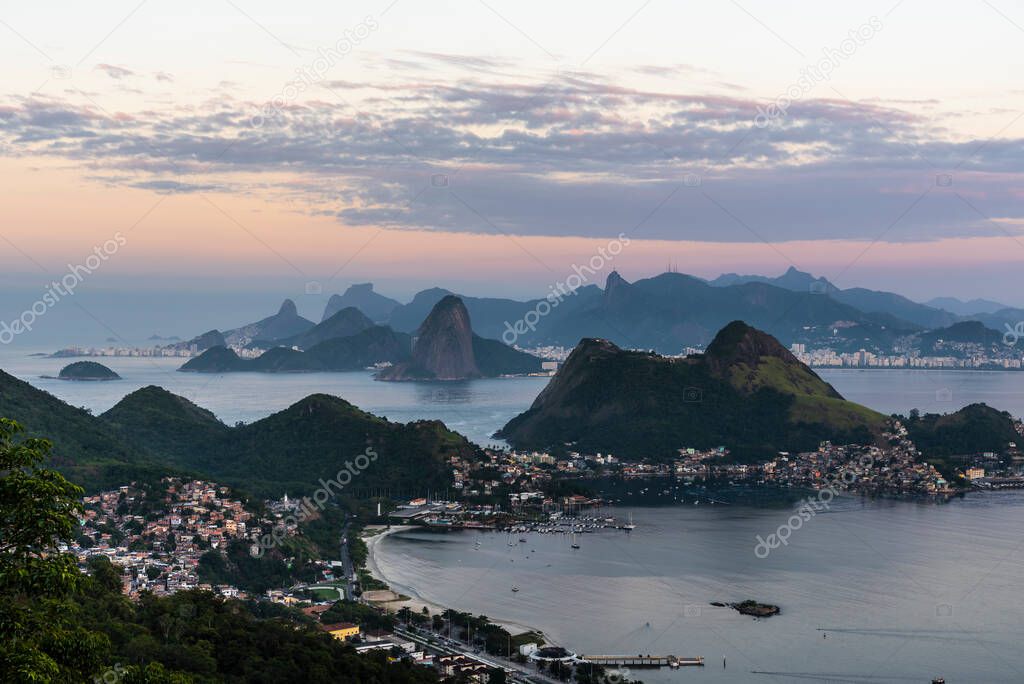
[579,655,704,668]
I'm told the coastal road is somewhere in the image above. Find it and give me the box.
[394,626,561,684]
[338,520,354,600]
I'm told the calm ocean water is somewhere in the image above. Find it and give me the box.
[4,350,1024,680]
[3,347,1024,443]
[375,497,1024,683]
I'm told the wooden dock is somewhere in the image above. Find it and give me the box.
[579,655,704,668]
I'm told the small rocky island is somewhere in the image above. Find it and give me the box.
[719,600,780,618]
[55,361,121,381]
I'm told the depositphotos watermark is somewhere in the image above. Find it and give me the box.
[93,663,126,684]
[0,232,126,345]
[1002,321,1024,347]
[754,454,873,559]
[251,447,378,557]
[501,233,631,345]
[754,16,883,128]
[250,16,379,128]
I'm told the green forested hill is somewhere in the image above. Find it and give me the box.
[0,369,471,496]
[0,370,167,490]
[499,321,886,460]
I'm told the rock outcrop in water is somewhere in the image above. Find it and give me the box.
[56,361,120,381]
[378,296,481,381]
[377,295,542,381]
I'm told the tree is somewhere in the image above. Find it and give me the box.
[0,418,108,680]
[0,418,444,684]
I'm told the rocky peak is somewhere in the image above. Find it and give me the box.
[278,299,298,317]
[602,271,632,310]
[345,283,375,294]
[411,296,480,379]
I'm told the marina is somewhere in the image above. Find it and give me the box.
[579,655,704,668]
[372,498,1024,683]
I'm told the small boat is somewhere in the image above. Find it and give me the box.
[570,530,580,550]
[518,538,527,543]
[623,512,636,532]
[511,586,519,593]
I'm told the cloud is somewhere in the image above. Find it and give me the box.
[630,63,714,78]
[1,74,1023,243]
[129,179,224,193]
[403,51,514,71]
[154,71,174,83]
[95,64,135,80]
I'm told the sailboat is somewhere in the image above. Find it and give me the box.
[570,529,580,550]
[623,512,636,532]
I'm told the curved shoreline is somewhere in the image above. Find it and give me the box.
[364,525,547,639]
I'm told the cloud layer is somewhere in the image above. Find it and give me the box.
[2,66,1022,243]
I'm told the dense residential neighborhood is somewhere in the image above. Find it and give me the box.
[77,479,259,598]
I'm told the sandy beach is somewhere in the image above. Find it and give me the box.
[363,525,544,639]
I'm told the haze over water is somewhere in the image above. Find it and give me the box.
[5,348,1024,441]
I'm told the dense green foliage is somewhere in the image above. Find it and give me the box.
[0,418,99,681]
[103,387,231,465]
[57,361,121,380]
[197,538,319,594]
[0,370,170,491]
[1,368,475,497]
[500,323,885,460]
[902,403,1019,477]
[320,600,395,631]
[0,417,440,683]
[73,579,439,683]
[437,609,518,657]
[177,394,472,497]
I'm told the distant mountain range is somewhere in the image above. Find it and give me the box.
[498,321,887,460]
[181,296,543,379]
[926,297,1010,316]
[322,283,400,323]
[710,266,956,329]
[159,270,1019,357]
[166,299,314,352]
[261,307,374,349]
[374,269,981,351]
[180,326,412,373]
[223,298,314,346]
